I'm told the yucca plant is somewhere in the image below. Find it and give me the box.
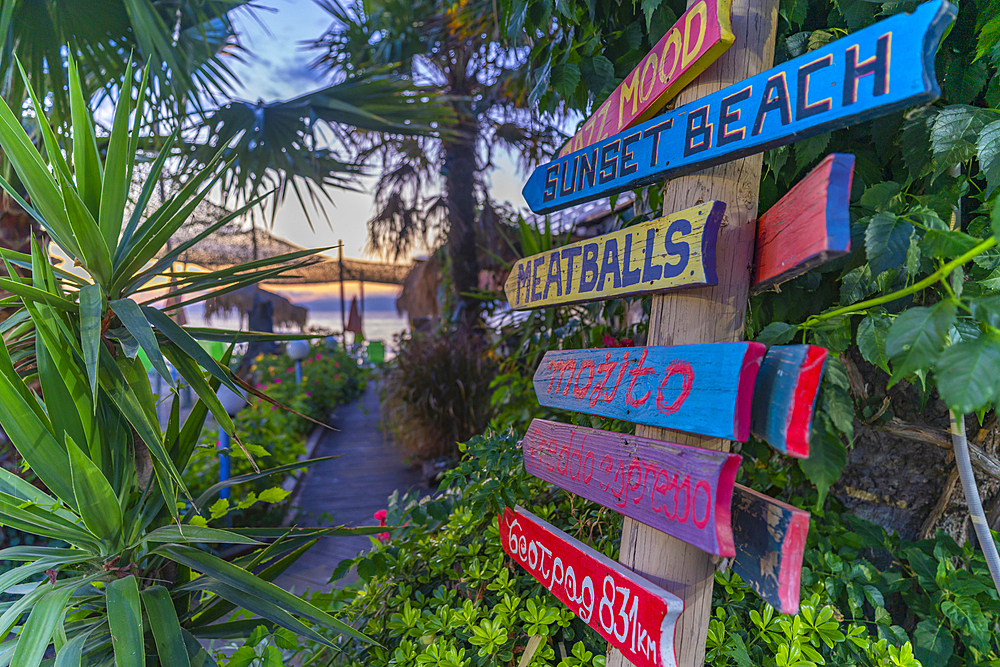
[0,57,378,666]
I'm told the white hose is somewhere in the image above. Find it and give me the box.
[950,411,1000,595]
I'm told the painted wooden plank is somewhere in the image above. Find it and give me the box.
[522,419,741,556]
[505,202,724,309]
[523,0,955,214]
[608,0,780,662]
[533,343,765,442]
[751,345,828,459]
[731,484,810,614]
[499,505,684,667]
[558,0,735,157]
[751,154,854,293]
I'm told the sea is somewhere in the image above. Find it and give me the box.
[183,293,410,356]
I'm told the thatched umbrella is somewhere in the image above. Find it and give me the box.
[204,285,308,331]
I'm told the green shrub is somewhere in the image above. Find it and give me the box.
[261,423,1000,667]
[182,345,368,524]
[380,327,498,460]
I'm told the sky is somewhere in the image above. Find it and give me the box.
[222,0,531,264]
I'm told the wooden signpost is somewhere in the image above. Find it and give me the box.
[750,345,828,458]
[533,343,765,442]
[523,0,956,213]
[558,0,735,157]
[505,202,725,309]
[751,154,854,293]
[731,484,810,614]
[500,2,955,663]
[499,506,685,667]
[522,419,741,556]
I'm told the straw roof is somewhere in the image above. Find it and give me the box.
[129,165,411,285]
[204,285,308,330]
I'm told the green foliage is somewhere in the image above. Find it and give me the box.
[183,346,367,520]
[380,327,499,461]
[0,57,377,663]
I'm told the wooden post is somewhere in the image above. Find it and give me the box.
[338,240,346,337]
[606,0,778,664]
[360,270,365,319]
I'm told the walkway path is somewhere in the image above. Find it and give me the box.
[275,381,424,593]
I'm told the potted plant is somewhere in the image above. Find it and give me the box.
[0,57,374,665]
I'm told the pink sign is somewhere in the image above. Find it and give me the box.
[522,419,740,556]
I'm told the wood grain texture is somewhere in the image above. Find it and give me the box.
[558,0,735,157]
[731,484,810,614]
[750,345,828,458]
[505,202,724,310]
[608,0,779,663]
[751,154,854,293]
[523,0,956,214]
[532,343,765,442]
[522,419,741,556]
[500,506,685,667]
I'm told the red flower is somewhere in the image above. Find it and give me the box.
[602,335,635,348]
[374,510,389,542]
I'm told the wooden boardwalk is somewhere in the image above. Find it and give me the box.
[275,382,424,593]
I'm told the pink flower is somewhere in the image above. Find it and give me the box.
[334,362,340,368]
[305,392,312,397]
[602,335,635,348]
[256,384,265,389]
[286,367,294,373]
[270,405,278,411]
[273,378,281,384]
[374,510,387,524]
[316,354,322,361]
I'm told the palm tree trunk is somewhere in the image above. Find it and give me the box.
[442,116,480,328]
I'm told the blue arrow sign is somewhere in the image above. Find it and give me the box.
[523,0,955,214]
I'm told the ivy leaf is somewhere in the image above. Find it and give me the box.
[812,315,851,355]
[865,212,913,277]
[969,295,1000,328]
[840,265,874,305]
[913,619,955,666]
[528,58,552,105]
[209,498,230,520]
[807,30,835,52]
[833,0,875,31]
[551,63,581,99]
[942,55,988,105]
[977,120,1000,197]
[921,229,979,259]
[641,0,663,31]
[930,105,997,180]
[858,181,902,213]
[885,301,956,385]
[935,335,1000,413]
[978,12,1000,60]
[794,133,830,172]
[258,487,290,504]
[900,108,935,181]
[951,318,982,343]
[820,383,854,441]
[785,32,810,57]
[765,145,790,179]
[799,425,847,507]
[858,310,892,372]
[779,0,808,28]
[909,204,948,230]
[756,322,796,347]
